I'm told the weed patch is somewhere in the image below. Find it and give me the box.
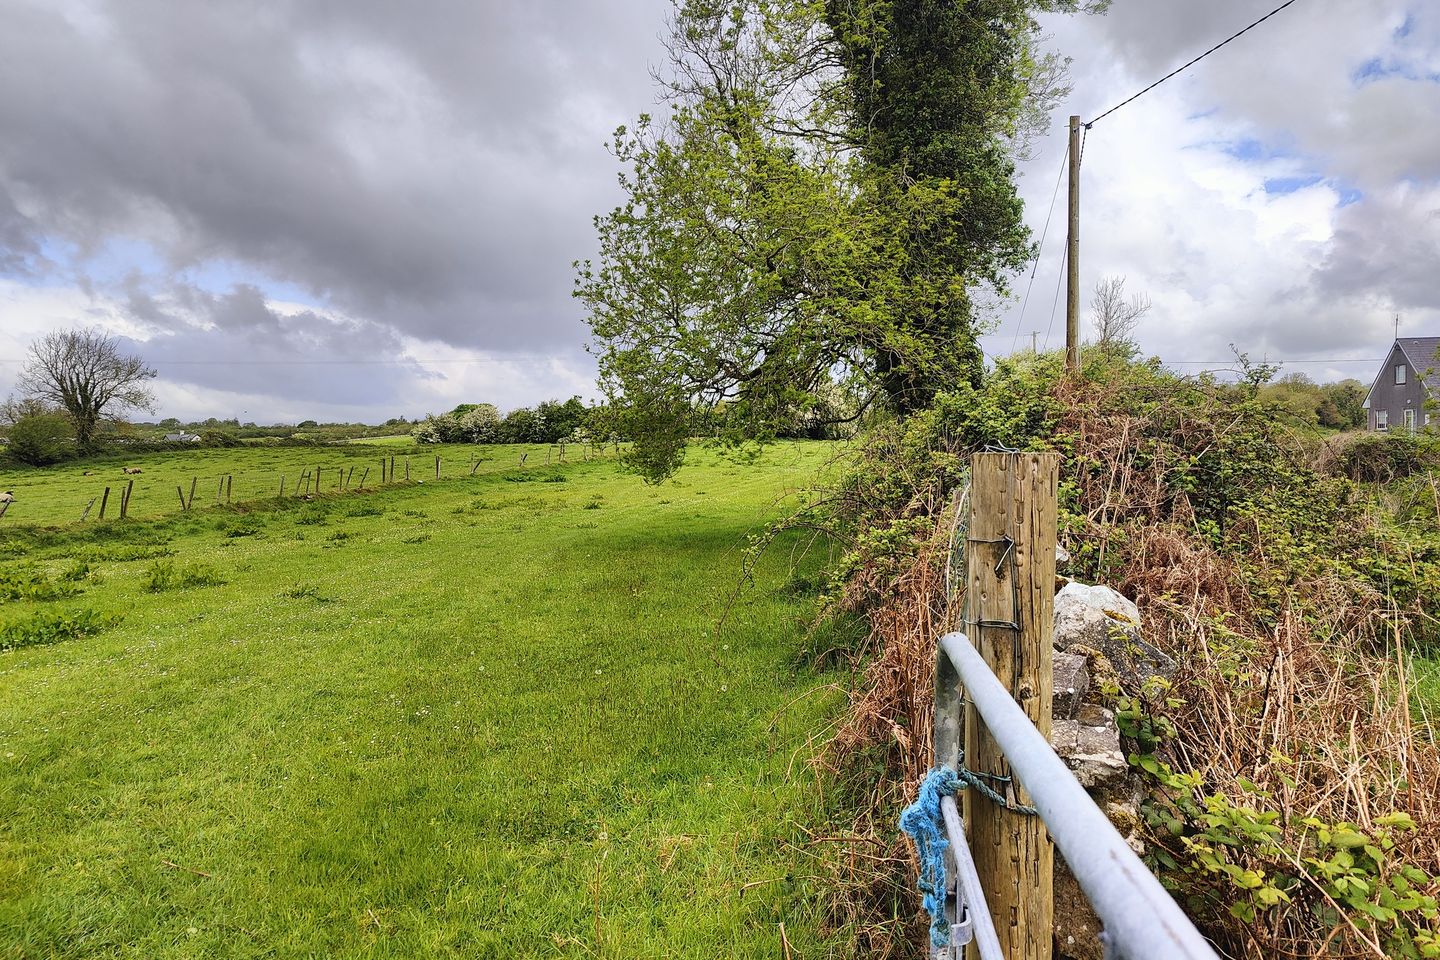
[0,565,82,602]
[1,608,119,652]
[142,561,227,592]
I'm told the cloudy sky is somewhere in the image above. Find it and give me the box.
[0,0,1435,423]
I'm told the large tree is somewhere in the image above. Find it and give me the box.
[577,0,1099,479]
[18,328,156,448]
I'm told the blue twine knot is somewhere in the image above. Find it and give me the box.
[899,767,961,947]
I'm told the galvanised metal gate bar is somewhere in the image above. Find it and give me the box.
[933,630,1219,960]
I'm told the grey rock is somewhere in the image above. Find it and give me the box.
[1049,709,1127,791]
[1052,651,1089,720]
[1053,581,1176,687]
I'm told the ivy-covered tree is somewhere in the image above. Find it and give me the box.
[576,0,1100,479]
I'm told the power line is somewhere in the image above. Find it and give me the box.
[1163,357,1382,364]
[1010,142,1071,354]
[1041,244,1068,351]
[1086,0,1304,128]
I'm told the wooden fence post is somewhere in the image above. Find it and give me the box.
[358,467,369,489]
[99,486,110,519]
[121,479,133,518]
[226,475,233,502]
[404,458,410,481]
[81,497,97,521]
[962,451,1058,960]
[435,455,440,479]
[177,485,188,511]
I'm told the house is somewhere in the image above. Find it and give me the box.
[1364,337,1440,432]
[164,431,202,443]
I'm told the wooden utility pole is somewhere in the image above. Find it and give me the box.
[1066,115,1082,373]
[963,451,1058,960]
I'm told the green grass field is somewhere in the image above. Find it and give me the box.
[0,443,848,959]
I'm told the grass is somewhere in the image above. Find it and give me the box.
[0,442,571,528]
[0,442,847,959]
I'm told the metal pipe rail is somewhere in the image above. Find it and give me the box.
[936,630,1219,960]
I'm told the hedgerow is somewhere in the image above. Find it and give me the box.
[799,350,1440,957]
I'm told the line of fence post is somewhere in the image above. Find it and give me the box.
[99,486,110,519]
[121,479,133,518]
[961,451,1059,960]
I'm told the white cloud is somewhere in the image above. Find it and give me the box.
[983,0,1440,384]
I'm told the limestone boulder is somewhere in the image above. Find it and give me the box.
[1053,581,1175,687]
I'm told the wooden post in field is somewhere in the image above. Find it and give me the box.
[121,479,133,518]
[434,455,440,479]
[962,451,1058,960]
[177,486,188,511]
[470,458,481,476]
[358,467,369,488]
[404,458,410,481]
[338,468,344,491]
[187,477,197,509]
[226,475,233,503]
[279,476,286,498]
[217,478,224,504]
[390,456,396,482]
[81,497,97,521]
[345,466,354,490]
[99,486,110,519]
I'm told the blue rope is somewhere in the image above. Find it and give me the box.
[899,767,961,947]
[900,764,1039,947]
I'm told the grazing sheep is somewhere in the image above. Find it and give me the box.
[0,491,12,504]
[123,467,143,475]
[83,470,95,476]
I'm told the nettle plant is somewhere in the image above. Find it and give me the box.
[1115,679,1440,957]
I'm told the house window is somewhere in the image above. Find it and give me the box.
[1405,409,1416,432]
[1395,364,1407,385]
[1377,410,1388,431]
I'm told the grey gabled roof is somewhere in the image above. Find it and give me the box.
[1397,337,1440,395]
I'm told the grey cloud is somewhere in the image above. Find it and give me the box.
[121,282,436,406]
[1317,187,1440,310]
[0,0,670,355]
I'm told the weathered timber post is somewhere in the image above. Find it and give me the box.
[404,458,410,481]
[81,497,97,521]
[345,466,354,490]
[1065,114,1081,374]
[279,476,286,498]
[358,467,369,488]
[226,475,233,502]
[962,451,1058,960]
[176,485,188,511]
[187,477,198,509]
[434,455,440,479]
[121,479,133,518]
[99,486,110,519]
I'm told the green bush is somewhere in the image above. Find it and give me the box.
[4,412,74,466]
[1333,432,1440,483]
